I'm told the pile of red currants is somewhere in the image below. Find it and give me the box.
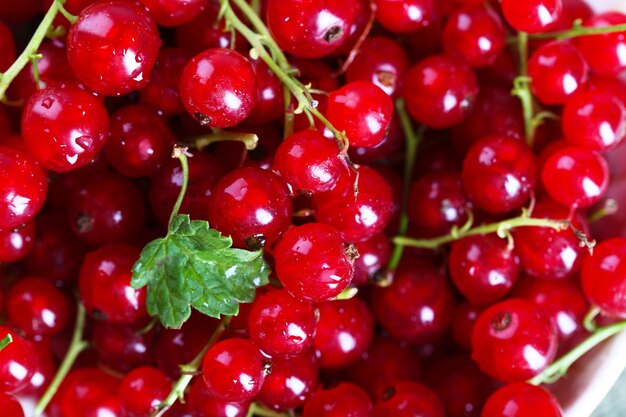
[2,0,626,416]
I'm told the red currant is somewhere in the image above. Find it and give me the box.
[575,12,626,76]
[0,221,35,263]
[373,381,445,417]
[302,382,373,417]
[500,0,562,33]
[373,0,434,33]
[0,326,36,393]
[119,366,171,417]
[481,382,563,417]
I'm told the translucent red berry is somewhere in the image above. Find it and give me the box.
[373,0,433,33]
[500,0,562,33]
[302,382,373,417]
[119,367,171,417]
[481,383,563,417]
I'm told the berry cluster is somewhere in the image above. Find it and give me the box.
[1,1,626,417]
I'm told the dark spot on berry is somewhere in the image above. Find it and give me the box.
[91,308,108,321]
[344,243,359,262]
[323,25,343,43]
[376,71,396,88]
[194,112,212,126]
[262,359,272,376]
[76,212,95,234]
[245,234,267,251]
[382,386,396,401]
[491,311,512,331]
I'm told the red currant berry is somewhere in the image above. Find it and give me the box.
[67,1,161,95]
[180,48,257,128]
[139,48,187,116]
[91,321,156,373]
[7,276,70,337]
[371,260,455,344]
[471,298,558,382]
[188,377,250,417]
[0,146,47,230]
[139,0,205,26]
[257,351,319,411]
[266,0,358,58]
[541,146,609,208]
[202,338,266,402]
[174,3,241,56]
[462,135,537,215]
[345,36,409,97]
[449,233,520,305]
[373,0,434,33]
[0,393,24,417]
[247,289,317,357]
[274,223,356,302]
[21,82,109,172]
[326,81,393,148]
[352,234,392,286]
[313,297,373,368]
[302,382,373,417]
[403,55,478,129]
[562,89,626,151]
[501,0,562,33]
[528,41,589,105]
[575,12,626,76]
[51,368,123,417]
[451,302,485,350]
[0,326,36,393]
[373,381,445,417]
[581,238,626,318]
[246,59,285,124]
[79,243,147,324]
[208,167,292,249]
[119,366,171,417]
[273,129,350,194]
[0,221,35,263]
[105,105,175,177]
[443,5,506,68]
[481,382,563,417]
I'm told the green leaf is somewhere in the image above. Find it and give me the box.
[131,214,271,328]
[0,334,12,352]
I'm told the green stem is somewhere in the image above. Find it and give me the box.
[34,302,88,417]
[30,54,42,89]
[513,31,537,147]
[0,334,12,351]
[583,306,601,332]
[531,20,626,40]
[153,316,231,417]
[0,0,65,101]
[55,0,77,23]
[246,403,291,417]
[529,319,626,386]
[588,198,619,223]
[192,131,259,151]
[394,215,568,249]
[387,98,423,271]
[169,146,190,226]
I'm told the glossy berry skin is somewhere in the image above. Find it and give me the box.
[403,55,478,129]
[326,82,393,148]
[79,244,147,324]
[66,172,146,245]
[313,297,374,368]
[0,393,24,417]
[512,198,588,280]
[140,48,187,116]
[202,338,266,402]
[274,223,356,302]
[471,298,558,382]
[139,0,205,26]
[462,136,537,215]
[302,383,373,417]
[119,367,171,417]
[373,0,433,33]
[541,146,609,208]
[50,368,123,417]
[562,89,626,151]
[266,0,357,58]
[92,322,157,373]
[247,59,285,124]
[0,146,47,230]
[180,48,257,128]
[247,289,318,357]
[345,36,409,97]
[273,130,350,194]
[21,83,109,172]
[408,171,472,237]
[0,327,36,393]
[105,105,175,177]
[372,260,455,344]
[188,378,250,417]
[7,276,70,337]
[352,234,391,286]
[481,383,563,417]
[0,21,15,72]
[528,41,589,105]
[257,351,319,411]
[0,222,34,264]
[575,13,626,76]
[208,167,292,249]
[316,166,394,242]
[174,3,240,56]
[501,0,562,33]
[449,234,519,305]
[581,238,626,318]
[443,5,506,68]
[67,1,161,95]
[451,302,485,350]
[374,381,445,417]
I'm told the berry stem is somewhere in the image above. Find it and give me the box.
[168,146,191,226]
[583,306,601,332]
[386,98,424,271]
[54,0,78,24]
[34,302,89,417]
[247,402,291,417]
[152,316,232,417]
[512,30,538,147]
[531,19,626,40]
[192,131,260,151]
[0,333,12,351]
[394,213,568,249]
[588,198,619,223]
[0,0,66,101]
[528,318,626,385]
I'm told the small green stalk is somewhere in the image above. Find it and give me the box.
[34,302,89,417]
[246,402,291,417]
[531,19,626,40]
[0,334,12,351]
[168,146,191,226]
[191,131,260,151]
[529,319,626,385]
[394,213,568,249]
[55,0,78,24]
[152,316,231,417]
